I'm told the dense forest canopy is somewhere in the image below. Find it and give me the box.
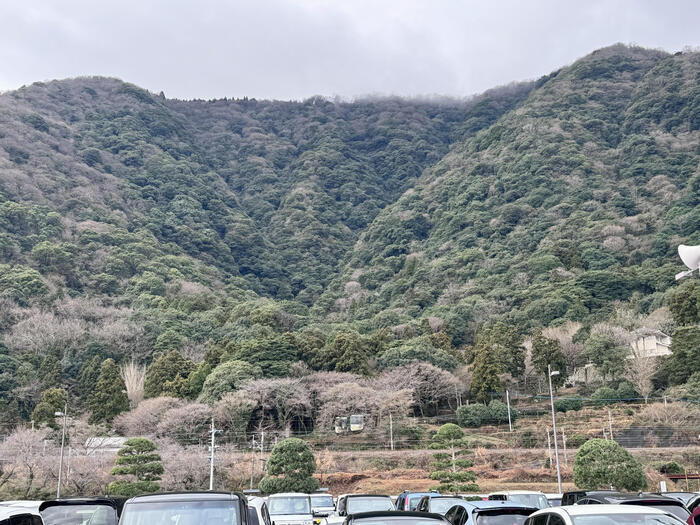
[0,44,698,431]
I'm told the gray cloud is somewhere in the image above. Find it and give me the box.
[0,0,698,99]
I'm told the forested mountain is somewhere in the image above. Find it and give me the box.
[0,44,698,429]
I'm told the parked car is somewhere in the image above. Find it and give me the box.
[324,495,395,525]
[248,496,273,525]
[524,504,686,525]
[415,497,470,516]
[574,492,690,522]
[445,500,537,525]
[545,494,562,507]
[487,492,550,510]
[119,492,247,525]
[688,506,700,525]
[0,507,43,525]
[650,494,700,507]
[396,492,441,511]
[561,491,618,506]
[310,493,335,518]
[0,498,118,525]
[267,493,314,525]
[343,511,450,525]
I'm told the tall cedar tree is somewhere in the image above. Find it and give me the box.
[31,388,67,430]
[143,350,196,398]
[470,345,502,403]
[88,358,129,425]
[259,437,319,494]
[429,423,478,492]
[531,330,567,387]
[108,437,163,497]
[480,322,525,378]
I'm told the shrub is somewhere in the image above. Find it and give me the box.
[258,438,319,494]
[573,438,647,490]
[487,400,518,424]
[456,404,489,428]
[615,381,638,401]
[591,386,618,406]
[566,433,589,448]
[658,461,684,475]
[554,396,584,412]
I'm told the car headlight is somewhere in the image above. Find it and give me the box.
[304,520,314,525]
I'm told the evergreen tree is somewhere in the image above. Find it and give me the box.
[480,322,525,378]
[583,333,628,381]
[77,356,102,404]
[144,350,196,398]
[531,330,567,387]
[573,438,647,491]
[429,423,478,492]
[332,330,370,375]
[88,359,129,426]
[108,438,163,497]
[470,346,502,403]
[31,388,67,430]
[259,438,319,494]
[38,355,62,391]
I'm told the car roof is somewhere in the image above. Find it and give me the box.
[465,501,537,510]
[349,511,446,520]
[127,492,240,503]
[347,494,392,498]
[268,493,310,498]
[488,491,545,495]
[535,504,668,517]
[602,493,687,504]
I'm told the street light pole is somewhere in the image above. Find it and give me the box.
[209,418,221,491]
[548,365,562,494]
[56,403,68,498]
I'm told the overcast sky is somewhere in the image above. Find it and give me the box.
[1,0,698,100]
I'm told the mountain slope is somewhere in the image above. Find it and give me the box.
[318,45,699,345]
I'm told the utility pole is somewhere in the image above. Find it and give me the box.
[209,418,222,491]
[548,365,563,494]
[562,431,568,467]
[506,390,513,432]
[56,403,68,498]
[249,435,256,489]
[389,414,394,451]
[608,409,614,441]
[546,427,552,467]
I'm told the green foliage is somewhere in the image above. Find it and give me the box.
[666,371,700,401]
[259,438,319,494]
[88,359,129,426]
[531,331,567,387]
[470,346,502,403]
[199,360,262,403]
[31,388,67,430]
[429,424,478,493]
[144,351,196,398]
[456,403,490,428]
[487,399,518,425]
[554,396,584,413]
[584,333,628,381]
[478,322,525,378]
[108,437,163,497]
[669,280,700,326]
[377,337,455,372]
[0,264,48,305]
[566,433,589,448]
[573,438,647,491]
[667,326,700,385]
[591,386,619,406]
[226,335,298,377]
[658,461,684,475]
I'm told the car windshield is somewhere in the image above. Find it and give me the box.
[352,518,443,525]
[430,499,467,514]
[408,497,430,511]
[347,497,394,514]
[508,495,549,509]
[311,496,334,508]
[41,504,118,525]
[268,497,311,515]
[642,505,690,521]
[571,513,685,525]
[120,500,238,525]
[474,509,533,525]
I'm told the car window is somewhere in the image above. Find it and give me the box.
[474,509,535,525]
[430,499,468,515]
[346,497,394,514]
[530,514,549,525]
[41,504,118,525]
[268,497,311,515]
[508,495,549,509]
[311,496,334,509]
[249,507,260,525]
[7,517,43,525]
[571,514,685,525]
[547,515,565,525]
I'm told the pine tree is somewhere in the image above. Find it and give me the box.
[108,438,163,497]
[531,330,567,387]
[38,355,62,391]
[78,356,102,404]
[470,345,502,403]
[31,388,67,430]
[259,438,319,494]
[429,423,478,492]
[88,359,129,425]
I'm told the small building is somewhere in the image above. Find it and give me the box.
[630,328,671,358]
[84,436,127,455]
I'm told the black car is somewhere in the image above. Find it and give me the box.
[39,498,119,525]
[119,492,248,525]
[445,501,538,525]
[560,490,618,506]
[575,493,690,522]
[344,511,450,525]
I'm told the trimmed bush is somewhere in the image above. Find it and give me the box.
[554,396,584,412]
[591,386,618,406]
[487,400,518,424]
[457,403,489,428]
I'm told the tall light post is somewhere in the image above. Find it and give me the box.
[55,403,68,498]
[548,365,562,493]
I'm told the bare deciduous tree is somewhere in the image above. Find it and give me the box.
[0,427,55,497]
[112,396,184,437]
[120,360,146,408]
[624,349,657,403]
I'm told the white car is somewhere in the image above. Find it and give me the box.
[248,496,273,525]
[0,506,43,525]
[267,493,314,525]
[322,494,395,525]
[524,504,686,525]
[488,491,550,509]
